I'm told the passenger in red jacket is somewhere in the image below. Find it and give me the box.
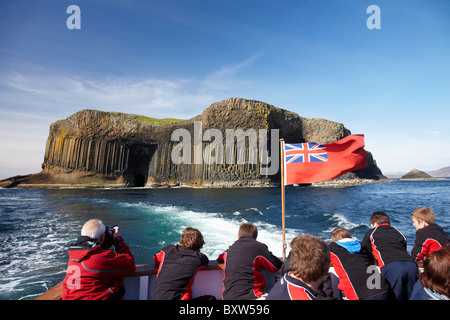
[62,219,136,300]
[217,223,282,300]
[410,207,449,262]
[153,227,209,300]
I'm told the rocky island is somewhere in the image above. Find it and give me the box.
[401,169,435,180]
[0,98,386,188]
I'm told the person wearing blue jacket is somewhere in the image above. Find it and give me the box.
[329,227,392,300]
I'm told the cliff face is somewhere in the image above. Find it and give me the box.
[12,98,386,187]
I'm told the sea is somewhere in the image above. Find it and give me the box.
[0,180,449,300]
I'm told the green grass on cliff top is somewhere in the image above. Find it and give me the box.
[133,114,183,124]
[56,109,185,126]
[110,111,183,124]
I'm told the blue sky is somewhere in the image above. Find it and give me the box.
[1,0,449,178]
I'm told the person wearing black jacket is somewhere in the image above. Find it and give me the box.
[153,227,209,300]
[329,227,392,300]
[410,207,449,262]
[217,223,282,300]
[362,211,418,300]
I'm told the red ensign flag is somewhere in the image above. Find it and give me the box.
[282,134,367,185]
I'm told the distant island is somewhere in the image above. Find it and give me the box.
[401,169,435,180]
[0,98,386,188]
[385,166,450,179]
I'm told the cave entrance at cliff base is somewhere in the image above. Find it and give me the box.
[134,174,147,187]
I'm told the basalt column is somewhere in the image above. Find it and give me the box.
[43,136,155,187]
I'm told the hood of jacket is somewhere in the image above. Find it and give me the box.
[336,238,361,254]
[68,236,103,260]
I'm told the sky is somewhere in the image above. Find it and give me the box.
[0,0,449,178]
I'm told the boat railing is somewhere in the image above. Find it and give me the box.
[35,260,423,300]
[35,261,227,300]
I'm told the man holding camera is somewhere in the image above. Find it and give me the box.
[62,219,136,300]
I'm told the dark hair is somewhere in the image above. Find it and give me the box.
[238,223,258,239]
[179,227,205,251]
[420,244,450,297]
[289,234,330,283]
[370,211,390,226]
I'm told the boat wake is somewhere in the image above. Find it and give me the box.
[118,201,298,258]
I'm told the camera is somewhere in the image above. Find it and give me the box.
[102,224,118,249]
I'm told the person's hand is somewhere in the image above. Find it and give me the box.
[113,226,121,238]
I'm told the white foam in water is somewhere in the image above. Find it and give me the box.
[329,213,360,230]
[134,203,298,258]
[0,202,78,299]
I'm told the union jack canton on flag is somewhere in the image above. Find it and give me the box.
[284,143,329,164]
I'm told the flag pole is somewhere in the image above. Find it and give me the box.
[280,138,287,261]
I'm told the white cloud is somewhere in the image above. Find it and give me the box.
[1,53,262,119]
[0,55,261,177]
[1,71,202,118]
[201,53,261,91]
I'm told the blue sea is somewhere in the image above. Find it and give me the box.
[1,180,449,300]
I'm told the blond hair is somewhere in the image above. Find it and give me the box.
[411,207,435,225]
[331,227,352,242]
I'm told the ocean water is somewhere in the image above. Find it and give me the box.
[0,180,449,300]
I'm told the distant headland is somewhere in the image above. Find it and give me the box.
[0,98,387,188]
[384,166,450,180]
